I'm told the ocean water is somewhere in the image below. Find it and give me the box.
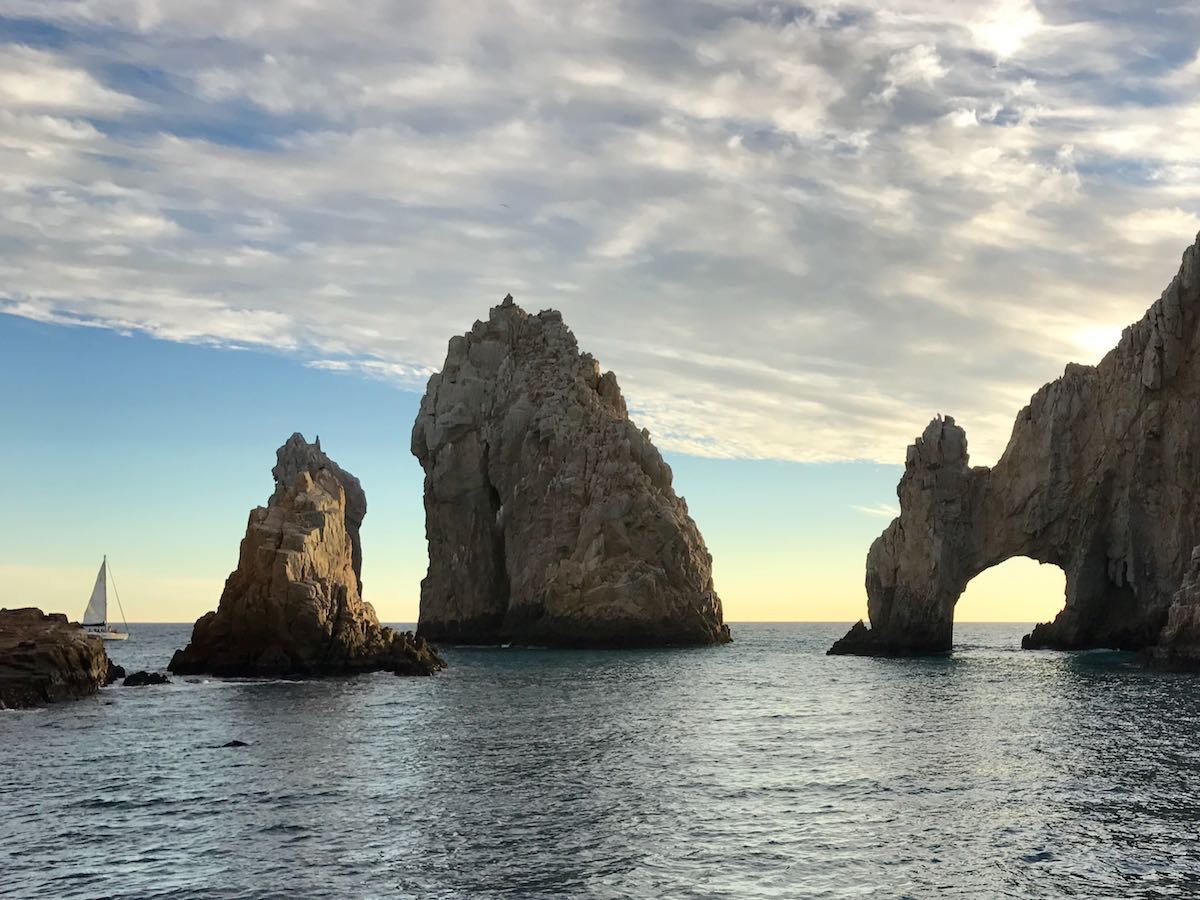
[4,622,1200,899]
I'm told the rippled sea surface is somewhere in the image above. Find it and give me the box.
[5,623,1200,899]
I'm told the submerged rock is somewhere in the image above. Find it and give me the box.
[169,435,446,677]
[830,233,1200,657]
[412,295,729,648]
[123,670,170,687]
[826,621,881,656]
[0,608,113,708]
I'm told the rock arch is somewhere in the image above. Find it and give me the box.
[831,234,1200,656]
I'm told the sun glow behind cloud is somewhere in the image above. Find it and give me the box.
[971,0,1044,59]
[1071,325,1124,363]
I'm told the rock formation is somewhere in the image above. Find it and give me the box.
[830,233,1200,658]
[170,435,445,677]
[412,295,730,648]
[123,670,170,687]
[273,433,367,594]
[1143,547,1200,669]
[0,608,115,708]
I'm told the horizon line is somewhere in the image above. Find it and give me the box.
[110,619,1050,626]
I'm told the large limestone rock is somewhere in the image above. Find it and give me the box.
[412,295,730,648]
[830,233,1200,657]
[0,608,115,708]
[170,436,445,676]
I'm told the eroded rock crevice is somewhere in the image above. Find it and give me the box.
[830,234,1200,662]
[412,295,730,648]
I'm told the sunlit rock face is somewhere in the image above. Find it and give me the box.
[830,233,1200,657]
[272,432,368,595]
[412,295,730,648]
[170,435,445,677]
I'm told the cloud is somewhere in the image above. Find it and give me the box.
[852,502,902,519]
[1,2,1199,465]
[970,0,1044,58]
[0,45,142,113]
[875,43,946,103]
[1109,207,1200,246]
[306,357,436,389]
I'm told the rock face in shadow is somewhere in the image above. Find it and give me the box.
[412,295,730,648]
[0,608,113,708]
[830,234,1200,657]
[170,435,445,677]
[1144,548,1200,669]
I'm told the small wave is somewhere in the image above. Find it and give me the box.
[73,797,144,810]
[1020,850,1056,863]
[259,823,311,834]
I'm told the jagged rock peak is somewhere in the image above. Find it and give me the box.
[829,231,1200,660]
[272,432,367,592]
[412,295,730,648]
[170,436,444,677]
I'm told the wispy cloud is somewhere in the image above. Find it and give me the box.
[0,45,142,112]
[0,2,1198,464]
[852,502,901,519]
[306,358,436,389]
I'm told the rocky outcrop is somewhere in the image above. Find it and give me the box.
[123,671,170,687]
[830,233,1200,657]
[412,295,730,648]
[0,608,113,708]
[170,435,445,677]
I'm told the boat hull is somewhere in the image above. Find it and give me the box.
[85,629,129,641]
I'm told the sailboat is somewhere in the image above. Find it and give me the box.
[81,556,129,641]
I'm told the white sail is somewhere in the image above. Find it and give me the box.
[82,558,107,627]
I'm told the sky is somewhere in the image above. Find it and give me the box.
[2,0,1196,626]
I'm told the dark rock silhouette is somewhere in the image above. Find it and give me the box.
[412,295,729,648]
[123,671,170,687]
[170,435,445,677]
[831,234,1200,659]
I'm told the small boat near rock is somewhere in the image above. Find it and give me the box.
[82,556,129,641]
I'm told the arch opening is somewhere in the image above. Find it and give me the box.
[955,556,1066,643]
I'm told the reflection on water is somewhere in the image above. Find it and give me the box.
[4,623,1200,898]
